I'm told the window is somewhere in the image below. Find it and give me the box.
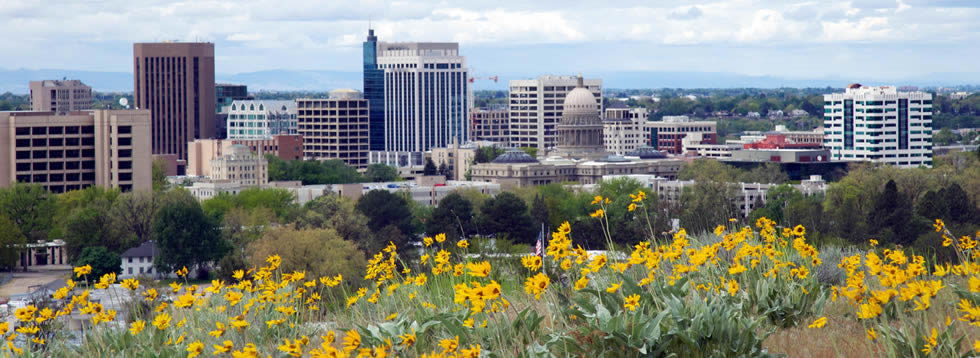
[118,137,132,146]
[128,267,133,275]
[31,127,46,135]
[118,126,132,134]
[128,257,133,263]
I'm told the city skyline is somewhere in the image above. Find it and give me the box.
[1,0,979,88]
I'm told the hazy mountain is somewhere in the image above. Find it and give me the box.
[1,68,977,94]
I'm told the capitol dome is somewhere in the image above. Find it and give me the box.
[560,77,600,125]
[553,74,608,159]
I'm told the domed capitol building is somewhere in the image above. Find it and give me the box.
[470,75,683,188]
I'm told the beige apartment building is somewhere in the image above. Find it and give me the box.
[296,89,370,168]
[0,110,152,192]
[509,75,602,150]
[133,42,216,161]
[209,144,268,186]
[29,80,93,114]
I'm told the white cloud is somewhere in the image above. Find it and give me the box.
[821,16,892,41]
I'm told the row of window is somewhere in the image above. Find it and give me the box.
[14,125,103,136]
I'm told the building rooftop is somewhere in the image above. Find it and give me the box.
[122,241,157,258]
[491,149,538,164]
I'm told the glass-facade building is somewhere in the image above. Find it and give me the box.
[363,30,386,151]
[367,32,470,153]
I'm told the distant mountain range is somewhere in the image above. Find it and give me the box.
[1,68,977,94]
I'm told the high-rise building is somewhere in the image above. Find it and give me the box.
[367,34,469,153]
[603,103,649,155]
[225,100,297,139]
[823,84,933,168]
[297,89,370,168]
[29,80,93,114]
[509,75,602,150]
[470,108,510,145]
[363,29,385,151]
[133,42,216,160]
[0,110,152,192]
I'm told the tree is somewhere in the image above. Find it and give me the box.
[355,190,415,252]
[423,158,438,176]
[63,202,129,262]
[868,180,923,246]
[0,215,26,270]
[0,184,57,242]
[941,183,977,224]
[152,190,229,273]
[365,163,399,182]
[739,163,789,184]
[933,128,960,146]
[425,193,474,240]
[530,194,550,231]
[297,194,376,253]
[109,191,160,246]
[678,159,740,182]
[75,246,121,279]
[478,192,536,244]
[438,162,450,178]
[151,158,169,191]
[248,226,366,282]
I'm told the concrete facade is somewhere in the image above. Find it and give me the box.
[209,144,268,186]
[133,42,216,161]
[186,135,302,177]
[297,90,370,168]
[470,157,683,188]
[29,80,93,114]
[470,108,510,145]
[376,42,469,153]
[0,110,152,192]
[225,100,297,139]
[604,106,649,155]
[430,141,477,180]
[823,85,933,168]
[509,75,602,150]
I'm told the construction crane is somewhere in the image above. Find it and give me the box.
[468,76,499,83]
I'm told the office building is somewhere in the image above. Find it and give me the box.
[297,89,370,168]
[209,144,268,186]
[225,100,297,139]
[509,75,602,150]
[186,135,302,177]
[363,29,385,151]
[645,118,717,154]
[470,108,510,145]
[215,83,252,140]
[430,141,477,180]
[823,84,933,168]
[368,37,469,153]
[0,110,152,192]
[216,83,249,113]
[29,80,93,114]
[604,103,649,155]
[133,42,216,160]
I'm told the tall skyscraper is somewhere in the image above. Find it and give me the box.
[364,30,470,153]
[29,80,93,114]
[823,84,933,168]
[133,42,216,160]
[509,75,602,150]
[363,29,385,151]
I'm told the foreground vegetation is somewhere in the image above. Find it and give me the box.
[6,185,980,356]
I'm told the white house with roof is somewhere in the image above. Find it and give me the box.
[120,241,167,279]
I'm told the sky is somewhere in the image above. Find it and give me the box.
[1,0,979,82]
